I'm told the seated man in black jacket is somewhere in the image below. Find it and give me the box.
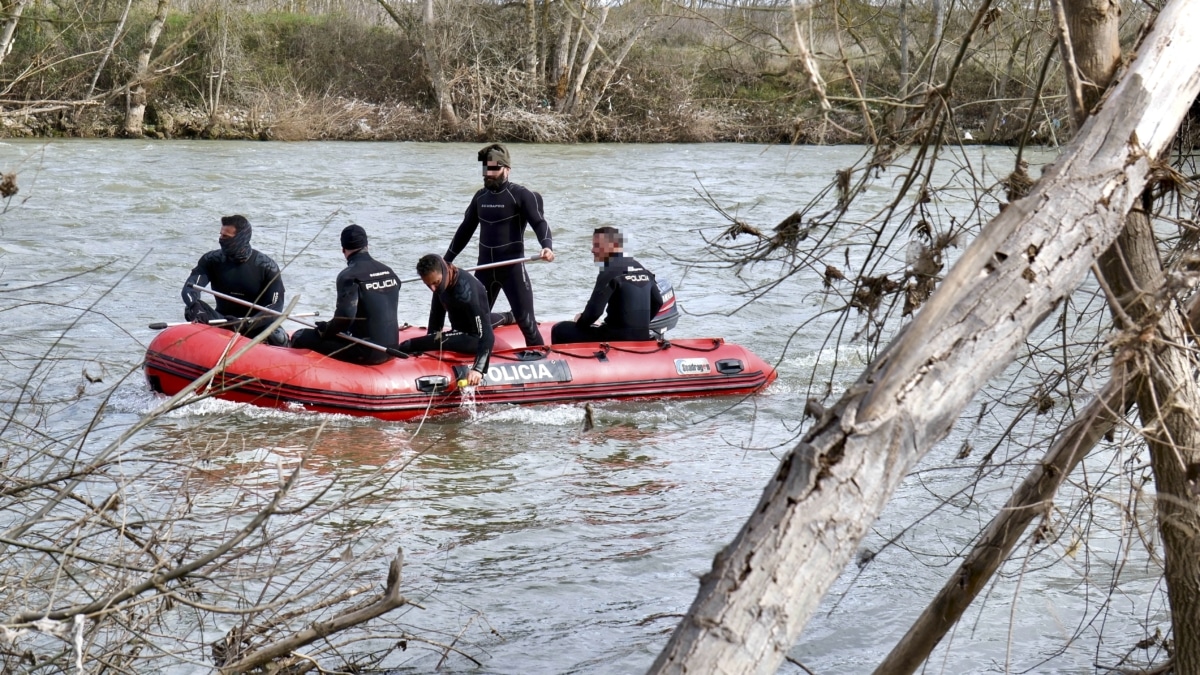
[181,215,289,346]
[551,226,663,345]
[290,225,401,366]
[398,254,514,386]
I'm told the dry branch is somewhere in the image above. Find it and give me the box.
[218,547,407,674]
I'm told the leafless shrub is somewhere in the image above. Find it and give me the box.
[0,251,466,672]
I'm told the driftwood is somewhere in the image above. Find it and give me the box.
[649,0,1200,671]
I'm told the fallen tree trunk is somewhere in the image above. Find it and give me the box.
[874,226,1200,672]
[649,1,1200,671]
[876,0,1195,669]
[872,362,1133,674]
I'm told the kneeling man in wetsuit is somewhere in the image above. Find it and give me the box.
[551,226,663,345]
[182,215,289,347]
[398,254,515,386]
[290,225,401,366]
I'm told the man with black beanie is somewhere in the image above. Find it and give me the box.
[444,143,553,347]
[290,224,401,365]
[181,215,289,347]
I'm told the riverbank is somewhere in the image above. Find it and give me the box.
[2,98,864,144]
[1,4,1195,147]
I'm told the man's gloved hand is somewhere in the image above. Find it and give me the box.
[315,320,330,336]
[185,301,220,324]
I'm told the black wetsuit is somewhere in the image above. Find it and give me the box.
[398,268,502,375]
[290,250,400,366]
[551,253,664,344]
[181,248,288,346]
[445,181,551,347]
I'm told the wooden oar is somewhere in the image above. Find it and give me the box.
[149,312,318,330]
[398,255,542,285]
[187,286,408,359]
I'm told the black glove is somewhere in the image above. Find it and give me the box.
[185,301,220,324]
[315,320,330,337]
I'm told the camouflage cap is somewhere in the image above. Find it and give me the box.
[477,143,511,167]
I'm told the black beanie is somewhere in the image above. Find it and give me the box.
[477,143,511,167]
[341,224,368,250]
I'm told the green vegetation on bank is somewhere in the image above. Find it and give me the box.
[0,0,1165,143]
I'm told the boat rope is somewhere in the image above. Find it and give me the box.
[659,338,723,353]
[422,336,726,364]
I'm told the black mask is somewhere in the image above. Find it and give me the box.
[219,224,253,263]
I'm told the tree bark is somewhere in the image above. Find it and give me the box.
[422,0,457,128]
[1065,0,1120,115]
[1099,215,1200,674]
[0,0,33,70]
[375,0,457,128]
[648,1,1200,671]
[123,0,170,137]
[577,17,650,119]
[538,0,551,87]
[984,34,1023,141]
[898,0,909,95]
[85,0,134,100]
[553,5,580,111]
[1067,0,1200,668]
[790,0,828,111]
[562,4,606,115]
[524,0,538,84]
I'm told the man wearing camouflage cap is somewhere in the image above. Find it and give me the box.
[443,143,554,347]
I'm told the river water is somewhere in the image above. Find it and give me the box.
[0,140,1166,673]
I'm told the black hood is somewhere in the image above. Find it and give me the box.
[219,220,253,263]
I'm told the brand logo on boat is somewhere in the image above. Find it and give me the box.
[675,358,711,375]
[484,360,572,385]
[364,278,398,291]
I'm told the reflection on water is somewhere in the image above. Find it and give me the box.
[0,139,1154,673]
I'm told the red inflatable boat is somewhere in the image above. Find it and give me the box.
[143,322,776,421]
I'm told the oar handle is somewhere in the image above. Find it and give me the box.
[149,312,318,330]
[187,286,408,359]
[399,254,542,285]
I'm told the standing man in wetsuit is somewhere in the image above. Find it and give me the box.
[182,215,289,347]
[290,225,401,366]
[399,254,514,386]
[551,226,663,344]
[444,143,554,347]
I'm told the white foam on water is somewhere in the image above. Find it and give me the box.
[107,381,370,424]
[457,386,478,419]
[783,342,870,370]
[472,402,592,426]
